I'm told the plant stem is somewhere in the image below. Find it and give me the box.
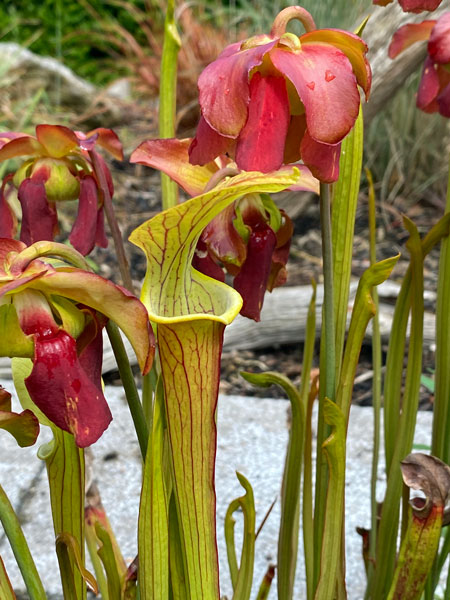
[89,149,135,294]
[106,321,148,459]
[432,152,450,462]
[0,484,46,600]
[159,0,181,210]
[367,169,381,587]
[313,182,336,591]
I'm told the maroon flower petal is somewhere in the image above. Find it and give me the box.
[235,73,290,173]
[428,13,450,64]
[267,210,293,292]
[69,175,99,256]
[189,117,235,166]
[417,56,441,112]
[192,238,226,282]
[389,21,436,59]
[270,44,360,145]
[400,0,443,12]
[198,39,278,137]
[17,178,58,245]
[25,329,112,447]
[300,131,341,183]
[233,223,277,321]
[437,81,450,117]
[95,207,108,249]
[0,185,16,239]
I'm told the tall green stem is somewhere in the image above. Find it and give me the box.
[159,0,181,210]
[432,153,450,462]
[313,182,336,591]
[367,170,381,586]
[106,321,148,460]
[0,484,46,600]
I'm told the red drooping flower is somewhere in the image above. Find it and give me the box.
[389,12,450,117]
[0,239,154,446]
[188,6,371,183]
[0,125,123,255]
[373,0,443,13]
[131,138,318,320]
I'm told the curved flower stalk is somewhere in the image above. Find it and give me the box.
[373,0,443,12]
[131,138,318,320]
[0,239,154,446]
[129,168,299,598]
[389,12,450,117]
[0,125,123,254]
[188,6,371,182]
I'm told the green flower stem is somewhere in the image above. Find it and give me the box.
[0,483,46,600]
[89,149,135,294]
[313,182,336,590]
[432,153,450,462]
[159,0,181,210]
[367,170,381,586]
[106,321,148,460]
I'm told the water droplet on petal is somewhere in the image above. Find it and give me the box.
[307,81,315,91]
[219,75,225,81]
[325,70,336,82]
[224,88,230,95]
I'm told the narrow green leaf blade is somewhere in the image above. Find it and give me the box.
[332,105,364,374]
[0,555,16,600]
[313,399,346,600]
[138,379,169,600]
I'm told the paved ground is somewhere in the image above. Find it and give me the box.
[0,379,435,599]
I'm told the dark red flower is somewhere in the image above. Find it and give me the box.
[0,125,123,254]
[188,6,371,182]
[389,13,450,117]
[373,0,442,13]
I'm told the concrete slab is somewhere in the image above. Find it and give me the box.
[0,379,435,599]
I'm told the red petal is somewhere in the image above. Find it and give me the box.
[428,13,450,64]
[69,176,99,256]
[235,73,290,173]
[85,128,124,161]
[400,0,442,12]
[189,117,235,166]
[233,223,277,321]
[0,186,16,239]
[95,207,108,248]
[35,125,79,158]
[132,138,220,196]
[0,136,43,161]
[301,29,371,99]
[437,81,450,117]
[389,21,436,59]
[284,114,307,164]
[267,211,293,291]
[417,56,441,112]
[198,38,277,137]
[17,179,58,245]
[300,131,341,183]
[271,44,360,144]
[25,330,112,447]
